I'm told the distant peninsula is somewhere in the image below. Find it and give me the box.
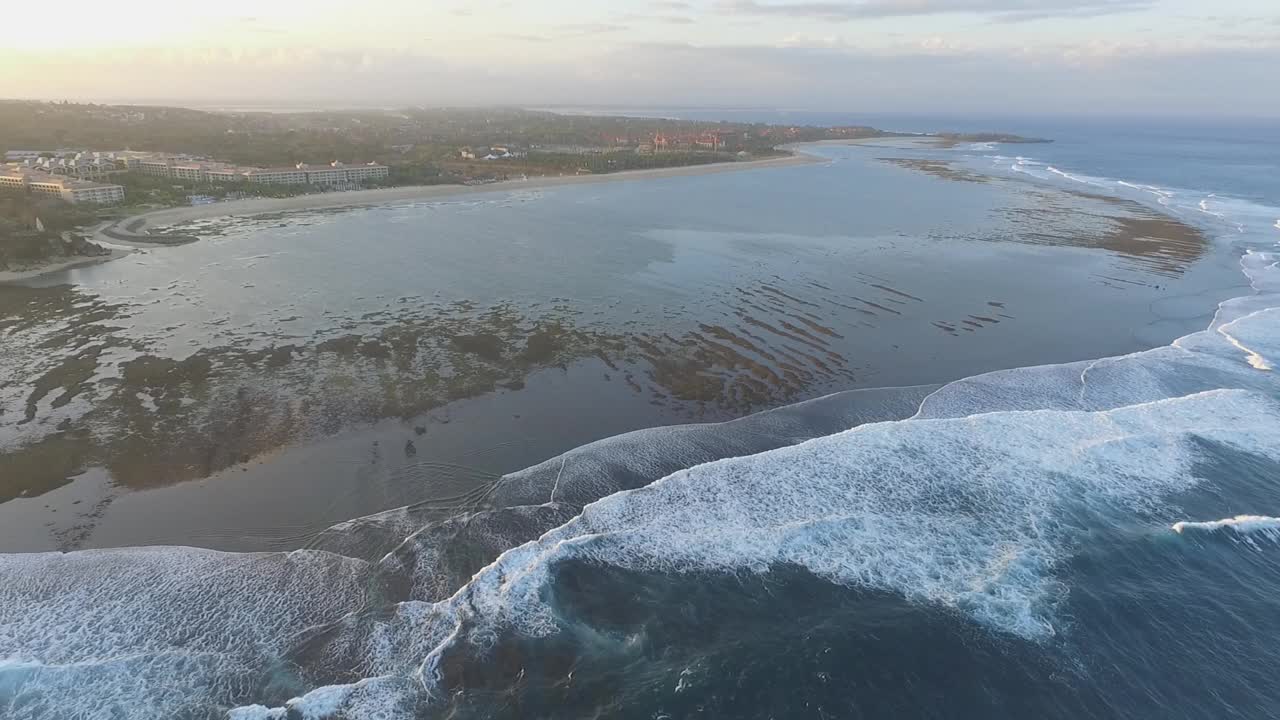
[932,132,1053,145]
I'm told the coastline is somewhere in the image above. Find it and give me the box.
[0,249,133,285]
[95,151,825,242]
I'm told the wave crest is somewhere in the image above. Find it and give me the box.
[1172,515,1280,536]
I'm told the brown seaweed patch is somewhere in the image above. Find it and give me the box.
[4,281,871,507]
[758,284,821,308]
[317,335,362,356]
[851,297,903,316]
[735,312,833,355]
[23,346,105,422]
[699,324,781,364]
[878,157,990,183]
[788,314,845,339]
[778,320,831,346]
[646,357,723,403]
[1001,191,1207,275]
[827,297,877,316]
[869,284,924,302]
[451,334,507,362]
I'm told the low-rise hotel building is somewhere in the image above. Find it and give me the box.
[244,162,388,186]
[9,151,390,190]
[298,162,390,185]
[112,154,389,187]
[244,167,310,185]
[0,168,125,205]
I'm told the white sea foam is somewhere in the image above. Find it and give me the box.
[228,705,286,720]
[1199,197,1223,218]
[1172,515,1280,536]
[254,389,1280,720]
[1216,307,1277,371]
[1047,166,1102,186]
[1008,157,1044,177]
[0,548,381,720]
[972,150,1280,241]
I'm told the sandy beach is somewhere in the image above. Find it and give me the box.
[96,152,824,242]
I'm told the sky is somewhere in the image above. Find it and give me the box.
[3,0,1279,116]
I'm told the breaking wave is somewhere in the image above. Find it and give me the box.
[1172,515,1280,536]
[989,152,1276,238]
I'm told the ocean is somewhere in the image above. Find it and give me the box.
[1,115,1278,719]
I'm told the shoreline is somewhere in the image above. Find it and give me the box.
[0,249,133,285]
[94,152,826,243]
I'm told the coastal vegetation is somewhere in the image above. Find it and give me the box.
[0,102,834,165]
[110,172,321,208]
[0,191,110,272]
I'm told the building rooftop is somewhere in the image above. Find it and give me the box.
[0,167,122,189]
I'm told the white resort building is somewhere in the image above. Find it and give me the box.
[245,162,389,186]
[298,162,390,186]
[243,167,310,185]
[5,151,390,190]
[115,154,389,187]
[0,167,126,205]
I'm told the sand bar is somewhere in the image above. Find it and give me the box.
[0,249,133,285]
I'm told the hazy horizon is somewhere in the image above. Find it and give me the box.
[6,100,1280,124]
[4,1,1280,117]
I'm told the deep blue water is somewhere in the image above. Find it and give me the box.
[2,116,1279,719]
[593,108,1280,208]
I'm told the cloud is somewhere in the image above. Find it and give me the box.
[493,33,554,43]
[626,14,697,24]
[718,0,1153,22]
[3,35,1276,117]
[554,23,632,36]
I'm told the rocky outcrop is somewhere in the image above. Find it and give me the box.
[0,231,110,272]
